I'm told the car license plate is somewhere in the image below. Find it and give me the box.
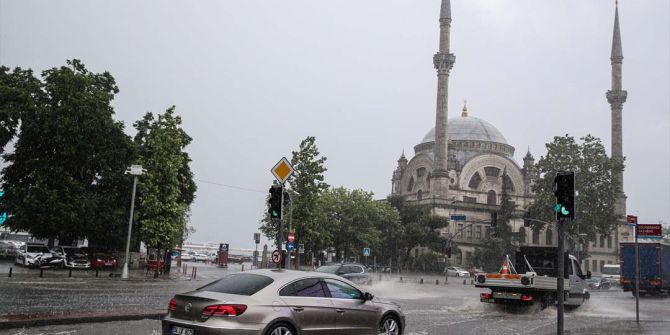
[105,261,112,265]
[481,298,495,303]
[170,325,194,335]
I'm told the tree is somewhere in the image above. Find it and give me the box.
[386,195,448,270]
[133,107,196,256]
[471,168,520,271]
[315,187,400,263]
[527,135,623,245]
[0,66,42,153]
[259,136,328,266]
[1,60,134,248]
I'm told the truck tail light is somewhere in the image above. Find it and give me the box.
[202,304,247,317]
[622,279,632,284]
[168,299,176,311]
[521,295,533,301]
[650,279,661,286]
[480,293,492,299]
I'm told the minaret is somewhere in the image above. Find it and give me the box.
[431,0,456,198]
[606,2,627,217]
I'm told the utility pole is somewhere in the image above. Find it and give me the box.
[122,165,145,280]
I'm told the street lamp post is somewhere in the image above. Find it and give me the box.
[121,165,145,279]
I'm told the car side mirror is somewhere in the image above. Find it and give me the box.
[586,271,592,280]
[364,292,374,301]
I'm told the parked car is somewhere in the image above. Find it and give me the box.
[180,253,195,262]
[15,243,64,268]
[51,246,91,269]
[162,269,404,335]
[316,263,373,285]
[81,247,118,270]
[445,266,470,277]
[193,253,209,262]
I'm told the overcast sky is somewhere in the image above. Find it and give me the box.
[1,0,668,250]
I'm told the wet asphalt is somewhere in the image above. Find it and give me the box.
[1,260,668,334]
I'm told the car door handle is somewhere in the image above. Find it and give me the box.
[335,309,345,314]
[292,307,304,312]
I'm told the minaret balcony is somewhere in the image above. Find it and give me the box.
[433,53,456,74]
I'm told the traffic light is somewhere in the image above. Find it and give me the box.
[490,212,498,228]
[554,172,575,221]
[268,185,283,219]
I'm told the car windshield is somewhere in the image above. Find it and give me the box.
[198,273,274,296]
[602,267,620,275]
[27,245,51,253]
[315,265,340,274]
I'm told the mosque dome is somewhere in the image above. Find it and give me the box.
[420,116,508,145]
[413,108,515,159]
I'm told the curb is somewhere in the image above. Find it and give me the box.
[0,310,164,329]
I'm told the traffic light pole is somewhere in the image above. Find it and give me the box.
[557,219,565,335]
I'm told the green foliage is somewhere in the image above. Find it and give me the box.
[0,66,42,153]
[133,107,196,250]
[386,195,448,268]
[527,134,622,241]
[315,187,400,262]
[1,60,134,248]
[260,136,329,254]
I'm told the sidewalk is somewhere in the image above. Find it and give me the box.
[0,262,210,329]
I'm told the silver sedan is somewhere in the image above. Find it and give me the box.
[162,269,404,335]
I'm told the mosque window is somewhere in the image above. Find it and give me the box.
[407,177,414,192]
[484,167,501,177]
[607,235,612,249]
[532,228,540,244]
[518,227,526,244]
[545,228,553,245]
[417,190,423,201]
[487,190,497,205]
[468,172,482,189]
[416,167,426,178]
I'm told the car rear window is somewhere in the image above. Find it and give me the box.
[199,274,274,296]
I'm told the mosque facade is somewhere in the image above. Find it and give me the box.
[390,0,630,274]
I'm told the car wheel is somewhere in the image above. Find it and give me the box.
[379,315,401,335]
[265,322,295,335]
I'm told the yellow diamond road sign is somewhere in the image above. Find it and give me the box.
[271,157,294,184]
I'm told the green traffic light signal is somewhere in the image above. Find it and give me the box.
[268,185,282,219]
[554,172,575,221]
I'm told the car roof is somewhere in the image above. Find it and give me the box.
[240,269,344,283]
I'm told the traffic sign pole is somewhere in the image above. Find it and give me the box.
[270,157,294,270]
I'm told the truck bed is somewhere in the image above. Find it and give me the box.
[475,272,570,292]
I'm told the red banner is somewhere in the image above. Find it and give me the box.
[626,215,638,224]
[636,224,662,237]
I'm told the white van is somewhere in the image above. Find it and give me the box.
[601,264,620,281]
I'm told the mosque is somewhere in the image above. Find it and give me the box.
[390,0,631,274]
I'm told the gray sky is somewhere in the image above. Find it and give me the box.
[1,0,668,249]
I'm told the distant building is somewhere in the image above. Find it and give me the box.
[390,1,629,274]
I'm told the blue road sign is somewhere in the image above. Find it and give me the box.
[287,242,295,251]
[450,214,466,221]
[363,247,371,257]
